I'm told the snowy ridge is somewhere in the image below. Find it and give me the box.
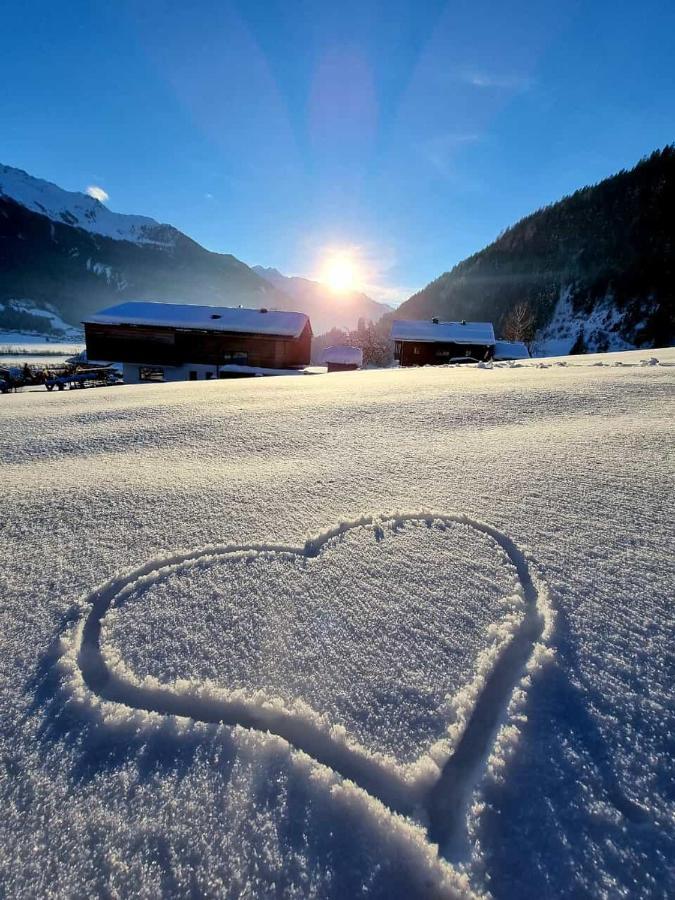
[0,164,174,246]
[56,512,552,863]
[417,352,673,371]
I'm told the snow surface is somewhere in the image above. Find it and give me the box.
[391,320,495,345]
[0,337,83,352]
[0,353,84,370]
[0,165,173,246]
[533,287,638,356]
[85,301,309,338]
[1,347,673,898]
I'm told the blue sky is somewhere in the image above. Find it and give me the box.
[2,0,674,303]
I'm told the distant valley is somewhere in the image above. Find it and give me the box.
[2,148,673,356]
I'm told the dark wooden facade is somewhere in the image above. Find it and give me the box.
[394,340,494,367]
[85,320,312,370]
[326,361,360,372]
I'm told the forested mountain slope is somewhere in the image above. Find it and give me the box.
[0,193,285,331]
[398,147,675,353]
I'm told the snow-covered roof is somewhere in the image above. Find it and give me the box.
[391,319,495,345]
[0,165,173,246]
[84,301,309,338]
[493,340,530,360]
[320,345,363,366]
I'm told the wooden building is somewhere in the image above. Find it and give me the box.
[320,345,363,373]
[83,301,312,383]
[391,318,496,366]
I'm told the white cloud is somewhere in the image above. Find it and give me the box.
[86,185,109,203]
[460,69,532,90]
[421,132,481,179]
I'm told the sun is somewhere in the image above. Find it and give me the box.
[322,255,358,294]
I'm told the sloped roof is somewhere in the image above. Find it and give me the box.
[320,345,363,365]
[84,301,309,338]
[391,319,495,345]
[493,340,530,360]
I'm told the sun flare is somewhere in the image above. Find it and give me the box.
[322,255,358,294]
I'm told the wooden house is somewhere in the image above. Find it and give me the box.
[391,318,496,366]
[83,301,312,383]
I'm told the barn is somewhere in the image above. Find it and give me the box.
[83,301,312,383]
[391,318,496,366]
[320,345,363,372]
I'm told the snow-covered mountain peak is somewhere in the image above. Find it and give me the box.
[252,265,284,280]
[0,164,175,246]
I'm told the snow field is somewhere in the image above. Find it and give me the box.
[0,348,673,898]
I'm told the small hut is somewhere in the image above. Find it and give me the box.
[493,340,530,361]
[320,345,363,373]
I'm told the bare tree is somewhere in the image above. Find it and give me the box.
[311,317,394,368]
[502,302,536,347]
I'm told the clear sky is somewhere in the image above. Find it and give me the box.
[3,0,674,303]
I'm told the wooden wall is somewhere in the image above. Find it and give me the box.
[85,321,312,369]
[395,340,493,366]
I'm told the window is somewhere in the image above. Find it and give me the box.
[138,366,164,382]
[222,351,248,364]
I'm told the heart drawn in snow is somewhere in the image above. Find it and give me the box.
[59,512,549,854]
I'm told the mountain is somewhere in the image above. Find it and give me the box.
[0,298,82,342]
[0,165,379,338]
[252,266,391,334]
[0,165,177,246]
[0,165,291,335]
[397,147,675,354]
